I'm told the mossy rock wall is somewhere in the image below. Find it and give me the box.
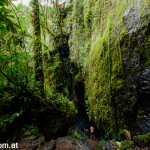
[66,0,150,137]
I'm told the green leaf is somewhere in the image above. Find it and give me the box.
[0,2,5,6]
[2,6,12,13]
[15,113,20,117]
[1,0,8,6]
[0,24,6,30]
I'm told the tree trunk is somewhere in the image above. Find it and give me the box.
[32,0,44,97]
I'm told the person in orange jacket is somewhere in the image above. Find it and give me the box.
[90,126,95,140]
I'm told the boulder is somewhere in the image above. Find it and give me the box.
[97,140,121,150]
[55,136,89,150]
[133,132,150,148]
[37,135,45,145]
[43,140,56,150]
[120,140,134,150]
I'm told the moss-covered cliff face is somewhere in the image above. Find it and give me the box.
[66,0,150,138]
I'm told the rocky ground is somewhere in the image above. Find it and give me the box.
[2,128,150,150]
[15,134,150,150]
[86,138,100,150]
[14,136,99,150]
[2,136,150,150]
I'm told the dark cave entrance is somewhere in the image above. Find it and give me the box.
[74,81,90,131]
[74,81,103,137]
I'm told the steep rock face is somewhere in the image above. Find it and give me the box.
[43,33,73,98]
[37,108,73,141]
[66,0,150,137]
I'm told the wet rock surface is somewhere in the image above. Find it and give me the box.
[136,115,150,135]
[116,0,150,135]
